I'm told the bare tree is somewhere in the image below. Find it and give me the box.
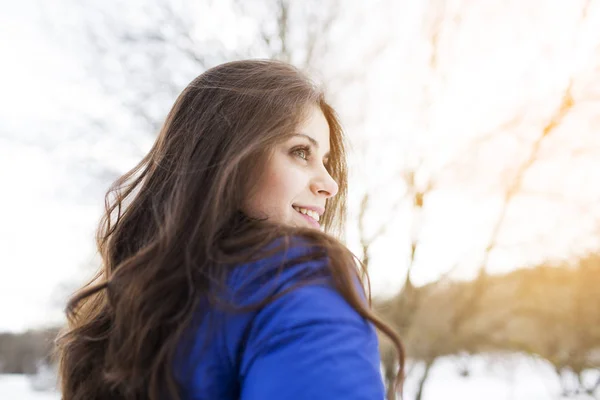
[367,1,600,398]
[447,0,598,352]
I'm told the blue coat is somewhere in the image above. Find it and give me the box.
[174,240,385,399]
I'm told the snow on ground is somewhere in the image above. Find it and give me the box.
[0,375,59,400]
[403,354,598,399]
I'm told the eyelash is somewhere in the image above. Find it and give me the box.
[291,145,312,161]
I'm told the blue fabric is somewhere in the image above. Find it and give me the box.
[174,240,385,399]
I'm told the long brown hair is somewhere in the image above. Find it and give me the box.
[56,59,405,400]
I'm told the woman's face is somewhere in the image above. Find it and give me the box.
[243,106,339,230]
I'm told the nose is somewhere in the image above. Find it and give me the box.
[311,166,339,198]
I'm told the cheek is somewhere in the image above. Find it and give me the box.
[261,170,297,211]
[244,160,306,220]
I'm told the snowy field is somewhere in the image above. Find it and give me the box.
[0,375,59,400]
[0,355,597,399]
[402,355,598,400]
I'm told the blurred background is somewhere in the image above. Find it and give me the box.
[1,0,599,399]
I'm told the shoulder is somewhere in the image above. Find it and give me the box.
[230,237,384,398]
[223,234,375,360]
[177,235,383,399]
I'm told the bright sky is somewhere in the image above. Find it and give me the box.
[0,0,599,332]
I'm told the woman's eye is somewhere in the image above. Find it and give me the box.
[292,147,310,160]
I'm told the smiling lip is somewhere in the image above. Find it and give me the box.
[292,204,324,229]
[292,204,325,216]
[296,211,321,228]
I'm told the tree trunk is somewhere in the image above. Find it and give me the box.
[382,353,397,400]
[415,360,434,400]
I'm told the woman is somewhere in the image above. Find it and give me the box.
[56,59,404,399]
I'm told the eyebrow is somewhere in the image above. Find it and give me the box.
[292,133,330,158]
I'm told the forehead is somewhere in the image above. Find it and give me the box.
[298,106,330,151]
